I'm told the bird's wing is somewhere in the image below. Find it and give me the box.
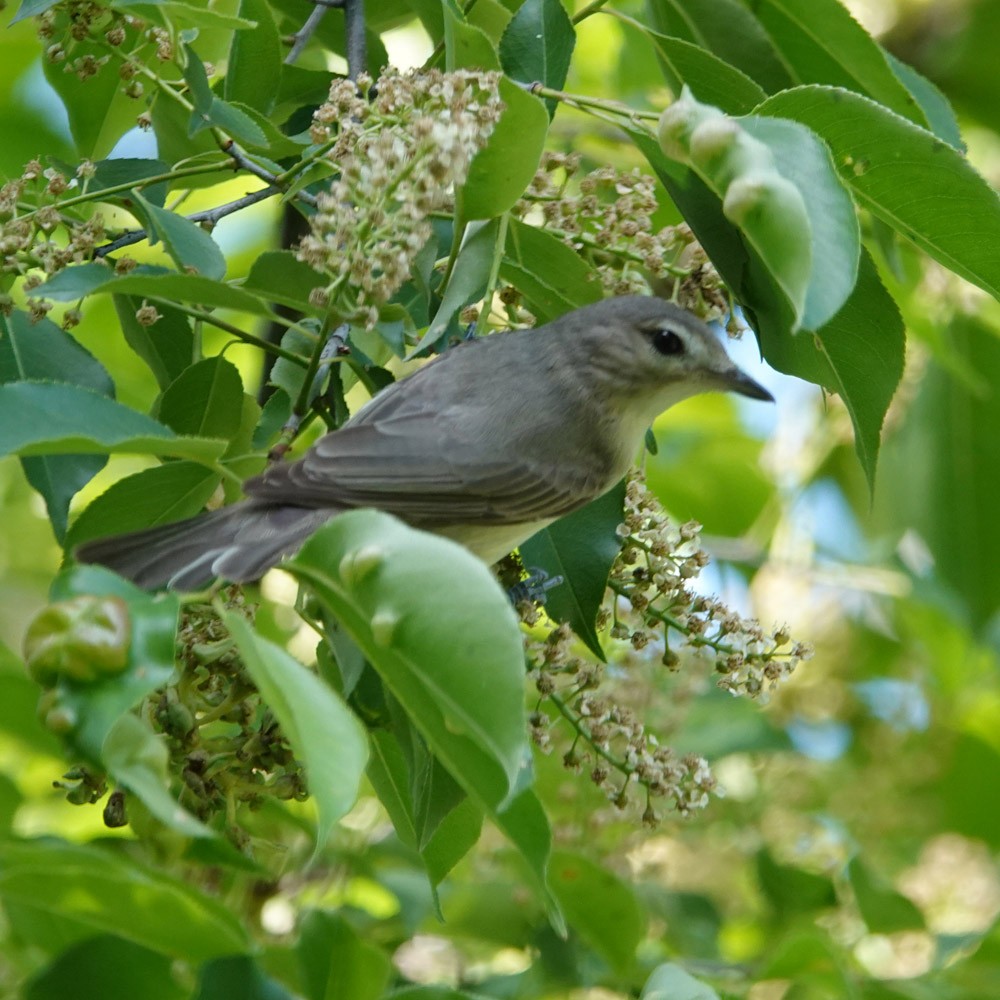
[244,372,605,525]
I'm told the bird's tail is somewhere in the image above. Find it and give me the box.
[74,502,334,590]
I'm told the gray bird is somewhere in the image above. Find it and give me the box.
[76,296,772,589]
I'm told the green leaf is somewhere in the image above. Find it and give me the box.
[66,461,222,549]
[296,910,393,1000]
[549,850,646,974]
[656,91,815,329]
[638,25,768,115]
[500,0,575,116]
[11,0,60,23]
[102,714,212,838]
[738,114,859,330]
[91,157,172,208]
[647,405,772,535]
[132,191,227,281]
[519,481,626,660]
[756,848,837,916]
[113,295,195,390]
[420,796,484,888]
[641,962,721,1000]
[848,858,925,933]
[193,956,294,1000]
[47,566,181,762]
[419,218,501,350]
[750,0,928,127]
[0,840,250,961]
[444,3,501,71]
[42,34,136,158]
[0,382,228,464]
[287,512,527,812]
[884,52,964,151]
[244,251,327,311]
[463,78,548,220]
[756,86,1000,303]
[224,613,369,854]
[500,218,603,321]
[0,311,113,541]
[24,935,186,1000]
[39,267,273,315]
[157,2,256,30]
[877,318,1000,630]
[183,45,267,147]
[647,0,792,93]
[630,123,795,339]
[760,251,903,494]
[157,357,245,440]
[35,261,117,300]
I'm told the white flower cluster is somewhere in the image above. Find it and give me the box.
[518,473,812,828]
[610,475,812,700]
[298,69,504,327]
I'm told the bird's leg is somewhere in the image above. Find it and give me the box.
[507,566,564,606]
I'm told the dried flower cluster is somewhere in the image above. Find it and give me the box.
[512,153,730,320]
[522,474,811,826]
[298,69,504,327]
[0,160,110,324]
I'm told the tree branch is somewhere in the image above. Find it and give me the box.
[95,187,281,258]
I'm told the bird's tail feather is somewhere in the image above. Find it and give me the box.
[75,502,334,590]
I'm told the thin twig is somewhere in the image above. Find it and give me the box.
[572,0,612,24]
[344,0,367,80]
[285,1,343,65]
[95,187,281,258]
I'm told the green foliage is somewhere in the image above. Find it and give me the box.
[0,1,999,999]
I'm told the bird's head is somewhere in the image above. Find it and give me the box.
[565,296,773,413]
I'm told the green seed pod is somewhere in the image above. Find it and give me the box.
[657,87,721,163]
[689,119,775,191]
[24,595,131,685]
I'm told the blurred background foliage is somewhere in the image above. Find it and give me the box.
[1,0,1000,998]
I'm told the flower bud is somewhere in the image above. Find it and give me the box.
[24,595,131,686]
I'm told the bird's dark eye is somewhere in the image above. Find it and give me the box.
[652,328,684,356]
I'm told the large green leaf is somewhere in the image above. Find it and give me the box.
[38,266,273,315]
[419,218,501,350]
[646,0,792,93]
[114,296,196,390]
[0,312,113,541]
[287,512,527,812]
[0,382,228,464]
[0,840,250,961]
[848,858,925,933]
[738,115,859,331]
[463,78,548,219]
[635,23,767,114]
[23,935,185,1000]
[443,2,501,71]
[658,90,853,330]
[499,0,575,117]
[519,481,626,660]
[756,86,1000,303]
[66,461,222,549]
[225,0,282,114]
[47,565,181,763]
[877,316,1000,629]
[156,357,245,440]
[296,910,393,1000]
[641,963,720,1000]
[225,613,370,854]
[132,191,227,281]
[750,0,928,127]
[500,218,603,321]
[549,851,646,975]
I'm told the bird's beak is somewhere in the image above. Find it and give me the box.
[723,366,774,402]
